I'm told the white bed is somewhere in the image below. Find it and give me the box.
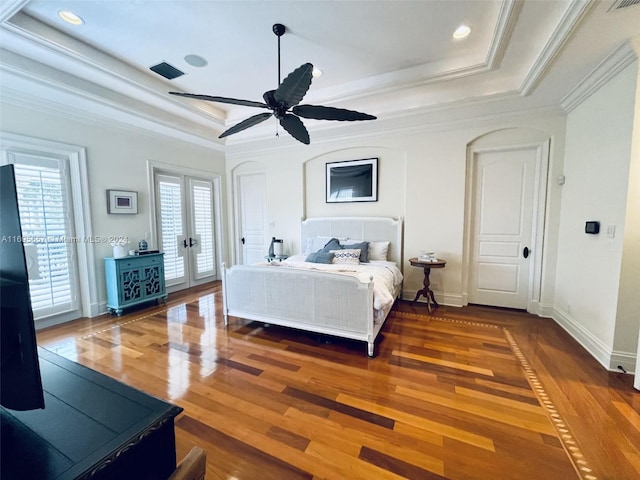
[221,217,403,356]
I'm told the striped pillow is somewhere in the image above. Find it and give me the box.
[330,249,361,265]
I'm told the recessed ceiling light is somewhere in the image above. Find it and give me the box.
[312,67,323,78]
[58,10,84,26]
[184,54,208,68]
[453,24,471,39]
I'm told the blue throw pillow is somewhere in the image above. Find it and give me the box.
[342,241,369,262]
[305,250,335,264]
[322,237,342,251]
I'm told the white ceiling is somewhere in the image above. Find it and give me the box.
[1,0,639,146]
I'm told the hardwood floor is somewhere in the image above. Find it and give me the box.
[37,283,640,480]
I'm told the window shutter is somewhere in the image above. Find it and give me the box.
[191,180,215,277]
[158,177,184,281]
[13,161,77,318]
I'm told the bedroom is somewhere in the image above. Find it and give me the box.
[0,0,639,478]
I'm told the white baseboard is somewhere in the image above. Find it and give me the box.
[529,301,554,318]
[402,289,464,307]
[610,350,637,375]
[88,301,105,318]
[552,307,637,374]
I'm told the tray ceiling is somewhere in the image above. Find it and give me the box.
[1,0,639,146]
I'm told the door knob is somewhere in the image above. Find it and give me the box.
[241,237,245,245]
[523,247,530,259]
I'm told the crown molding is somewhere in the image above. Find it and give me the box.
[560,41,638,112]
[520,0,596,95]
[0,0,27,23]
[2,13,228,127]
[225,94,563,158]
[0,64,225,151]
[485,0,522,69]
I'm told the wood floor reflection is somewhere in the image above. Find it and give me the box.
[37,282,640,480]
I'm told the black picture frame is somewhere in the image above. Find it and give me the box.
[326,158,378,203]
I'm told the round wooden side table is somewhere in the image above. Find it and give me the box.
[409,257,446,314]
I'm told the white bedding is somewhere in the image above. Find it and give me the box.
[277,254,403,311]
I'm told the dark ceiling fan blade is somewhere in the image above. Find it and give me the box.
[263,90,278,110]
[279,114,310,144]
[292,104,377,121]
[219,112,273,138]
[274,63,313,109]
[169,92,268,109]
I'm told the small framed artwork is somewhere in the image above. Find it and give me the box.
[107,189,138,214]
[326,157,378,203]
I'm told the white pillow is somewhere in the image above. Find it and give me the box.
[305,236,348,254]
[339,238,360,246]
[368,241,390,261]
[304,236,333,254]
[330,248,361,265]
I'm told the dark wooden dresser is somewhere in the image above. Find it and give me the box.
[1,348,183,480]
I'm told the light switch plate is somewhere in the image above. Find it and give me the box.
[606,225,616,238]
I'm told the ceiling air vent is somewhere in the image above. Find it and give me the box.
[608,0,640,11]
[150,62,184,80]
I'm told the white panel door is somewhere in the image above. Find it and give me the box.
[468,148,537,309]
[237,173,267,265]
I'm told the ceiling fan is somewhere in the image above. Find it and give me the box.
[169,23,376,145]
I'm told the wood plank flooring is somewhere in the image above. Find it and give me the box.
[37,283,640,480]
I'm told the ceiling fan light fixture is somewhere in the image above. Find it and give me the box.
[453,24,471,39]
[58,10,84,26]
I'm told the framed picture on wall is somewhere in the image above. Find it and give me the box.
[107,189,138,214]
[326,158,378,203]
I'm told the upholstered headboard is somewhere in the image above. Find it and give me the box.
[300,217,403,267]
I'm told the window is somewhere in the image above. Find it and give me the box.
[8,154,79,319]
[1,133,94,325]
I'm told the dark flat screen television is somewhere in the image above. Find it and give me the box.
[0,163,45,411]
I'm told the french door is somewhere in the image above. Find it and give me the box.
[154,171,217,291]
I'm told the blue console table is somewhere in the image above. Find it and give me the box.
[105,253,167,316]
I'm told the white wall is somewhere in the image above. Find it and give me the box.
[554,61,639,371]
[617,54,640,380]
[0,101,226,318]
[226,110,567,310]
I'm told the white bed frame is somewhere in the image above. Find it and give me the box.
[221,217,403,356]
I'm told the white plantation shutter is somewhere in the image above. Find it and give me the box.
[190,179,215,278]
[157,175,185,282]
[11,158,78,318]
